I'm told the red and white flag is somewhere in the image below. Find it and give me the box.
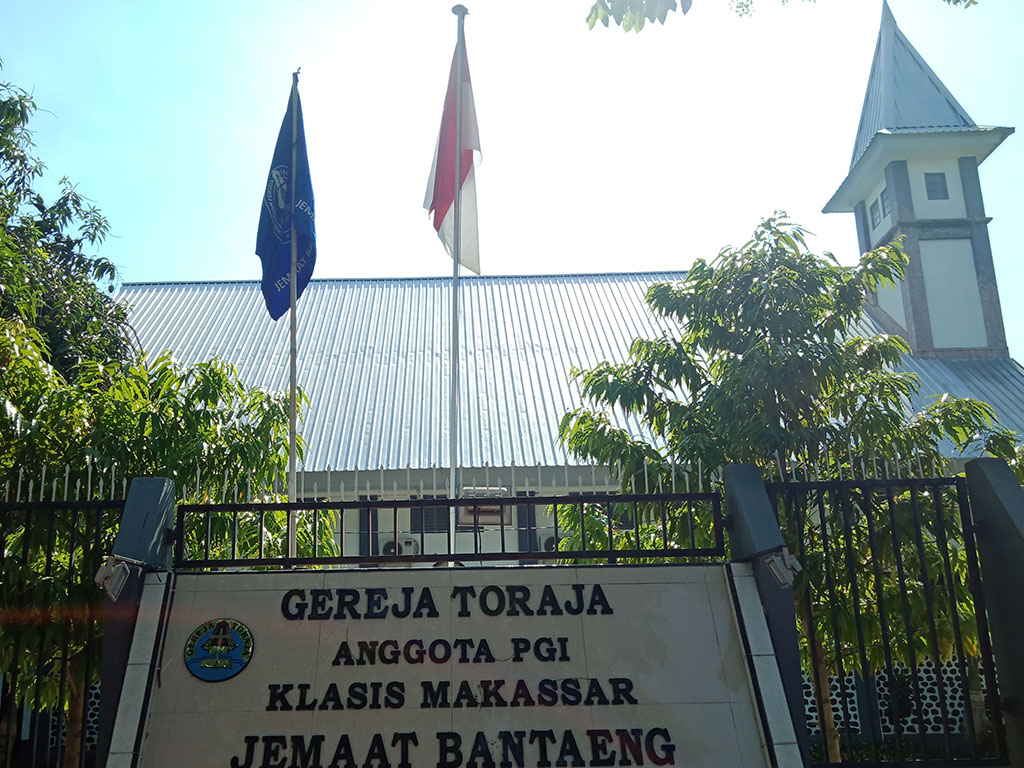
[424,36,481,274]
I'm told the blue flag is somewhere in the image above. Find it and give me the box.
[256,79,316,320]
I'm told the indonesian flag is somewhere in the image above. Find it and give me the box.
[424,35,481,274]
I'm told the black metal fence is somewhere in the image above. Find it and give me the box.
[174,491,725,568]
[767,477,1007,766]
[0,499,123,768]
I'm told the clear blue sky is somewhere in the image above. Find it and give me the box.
[5,0,1023,355]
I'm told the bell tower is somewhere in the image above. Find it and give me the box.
[824,1,1014,359]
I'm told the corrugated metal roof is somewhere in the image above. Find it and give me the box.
[118,273,685,472]
[119,274,1024,471]
[850,1,976,169]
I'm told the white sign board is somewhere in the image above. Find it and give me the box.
[124,565,790,768]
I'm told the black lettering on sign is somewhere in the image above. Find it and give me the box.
[587,730,616,767]
[436,732,461,768]
[260,735,286,768]
[421,680,450,709]
[557,729,586,767]
[309,589,331,620]
[529,730,557,768]
[647,728,677,766]
[230,736,258,768]
[290,735,324,768]
[266,684,293,711]
[281,590,306,620]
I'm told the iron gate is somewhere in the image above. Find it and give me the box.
[767,476,1007,766]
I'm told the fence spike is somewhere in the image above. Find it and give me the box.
[40,465,46,501]
[698,458,704,493]
[75,479,81,501]
[51,478,57,502]
[848,442,855,480]
[685,464,690,494]
[670,455,676,494]
[510,460,516,497]
[4,480,9,503]
[406,465,411,499]
[63,464,70,501]
[643,459,650,494]
[110,463,116,500]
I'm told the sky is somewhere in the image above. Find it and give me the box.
[4,0,1023,356]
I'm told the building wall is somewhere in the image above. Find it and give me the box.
[866,176,894,249]
[920,238,987,349]
[876,279,907,329]
[907,157,967,220]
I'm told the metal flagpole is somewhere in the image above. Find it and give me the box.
[449,5,468,556]
[287,69,300,558]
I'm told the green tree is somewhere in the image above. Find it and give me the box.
[1,86,133,380]
[0,77,310,768]
[587,0,979,33]
[559,214,1015,760]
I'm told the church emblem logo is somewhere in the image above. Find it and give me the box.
[263,165,292,243]
[184,618,254,682]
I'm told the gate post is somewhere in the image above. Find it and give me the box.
[725,464,810,767]
[965,458,1024,767]
[95,477,176,768]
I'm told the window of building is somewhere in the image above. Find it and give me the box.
[870,199,881,229]
[925,172,949,200]
[410,495,449,533]
[880,187,891,218]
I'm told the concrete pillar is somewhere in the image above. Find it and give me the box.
[95,478,176,768]
[965,458,1024,766]
[725,464,810,766]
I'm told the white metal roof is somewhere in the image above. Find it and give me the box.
[118,273,684,472]
[119,273,1024,472]
[850,1,977,170]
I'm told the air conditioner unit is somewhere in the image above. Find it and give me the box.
[458,486,511,527]
[538,533,564,553]
[380,536,421,556]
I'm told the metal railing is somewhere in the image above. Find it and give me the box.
[174,491,725,569]
[767,476,1007,767]
[0,498,124,768]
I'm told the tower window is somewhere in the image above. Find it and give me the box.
[880,187,891,218]
[924,172,949,200]
[870,199,881,229]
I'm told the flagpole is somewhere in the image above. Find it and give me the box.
[287,69,300,558]
[449,5,468,555]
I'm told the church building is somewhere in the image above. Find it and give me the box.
[118,2,1023,526]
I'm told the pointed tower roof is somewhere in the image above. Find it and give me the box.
[824,1,1012,213]
[850,1,975,169]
